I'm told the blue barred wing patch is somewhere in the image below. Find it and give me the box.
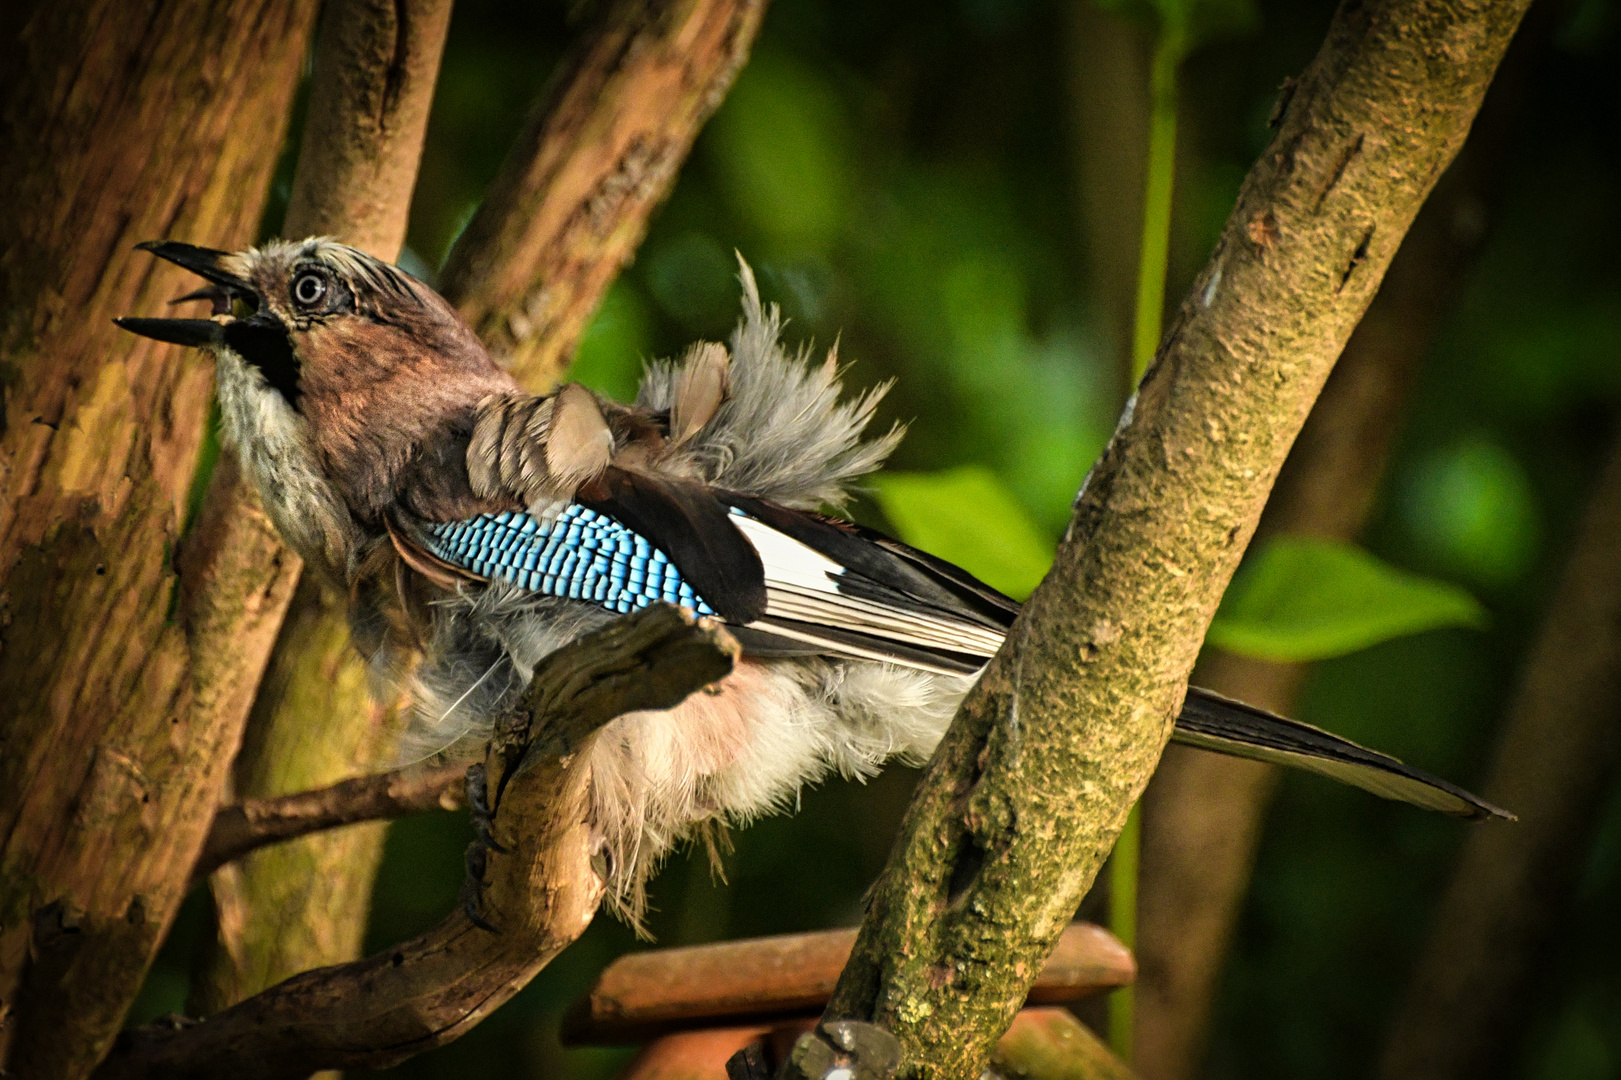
[422,506,715,616]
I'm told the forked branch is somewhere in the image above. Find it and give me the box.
[98,606,737,1080]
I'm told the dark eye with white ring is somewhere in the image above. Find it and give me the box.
[292,270,327,309]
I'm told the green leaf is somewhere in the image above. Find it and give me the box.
[1208,537,1488,663]
[868,466,1054,601]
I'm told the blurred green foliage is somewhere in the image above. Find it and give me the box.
[1095,0,1259,54]
[869,466,1054,599]
[1208,538,1488,663]
[132,0,1621,1078]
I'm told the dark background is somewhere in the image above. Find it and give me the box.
[134,0,1621,1076]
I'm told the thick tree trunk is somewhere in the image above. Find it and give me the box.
[812,2,1531,1077]
[0,1,319,1075]
[190,0,454,1019]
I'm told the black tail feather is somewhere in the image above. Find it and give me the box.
[1174,686,1512,821]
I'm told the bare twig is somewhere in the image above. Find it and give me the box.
[439,0,770,390]
[563,923,1135,1045]
[193,762,466,883]
[97,606,737,1080]
[1376,426,1621,1080]
[808,2,1532,1076]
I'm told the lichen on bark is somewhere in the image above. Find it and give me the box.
[818,2,1534,1077]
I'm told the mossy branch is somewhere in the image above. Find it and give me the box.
[809,2,1533,1077]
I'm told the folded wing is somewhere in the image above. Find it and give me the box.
[398,483,1509,822]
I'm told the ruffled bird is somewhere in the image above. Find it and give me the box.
[120,238,1509,921]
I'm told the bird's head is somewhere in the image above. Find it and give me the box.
[119,238,517,525]
[118,237,506,412]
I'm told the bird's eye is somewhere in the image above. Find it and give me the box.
[292,271,327,309]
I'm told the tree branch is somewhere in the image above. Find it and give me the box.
[96,606,737,1080]
[809,2,1531,1077]
[192,763,466,884]
[1375,423,1621,1079]
[1131,12,1540,1068]
[439,0,770,390]
[284,0,455,252]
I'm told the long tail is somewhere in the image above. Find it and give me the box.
[1174,686,1512,820]
[707,500,1512,821]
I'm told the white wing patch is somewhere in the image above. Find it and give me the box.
[729,512,1007,666]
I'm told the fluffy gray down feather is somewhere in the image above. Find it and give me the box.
[637,261,903,509]
[403,262,973,926]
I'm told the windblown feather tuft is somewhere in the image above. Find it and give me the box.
[638,259,903,509]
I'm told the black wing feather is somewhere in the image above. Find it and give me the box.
[719,492,1014,632]
[577,468,767,623]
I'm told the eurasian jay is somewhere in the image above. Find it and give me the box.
[120,238,1506,920]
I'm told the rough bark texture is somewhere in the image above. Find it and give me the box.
[1375,427,1621,1080]
[94,606,737,1080]
[185,0,452,1019]
[815,3,1530,1077]
[563,923,1134,1045]
[0,1,319,1074]
[1129,26,1537,1073]
[197,0,770,1011]
[439,0,769,390]
[195,762,466,883]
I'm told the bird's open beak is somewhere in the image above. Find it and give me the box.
[115,240,259,348]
